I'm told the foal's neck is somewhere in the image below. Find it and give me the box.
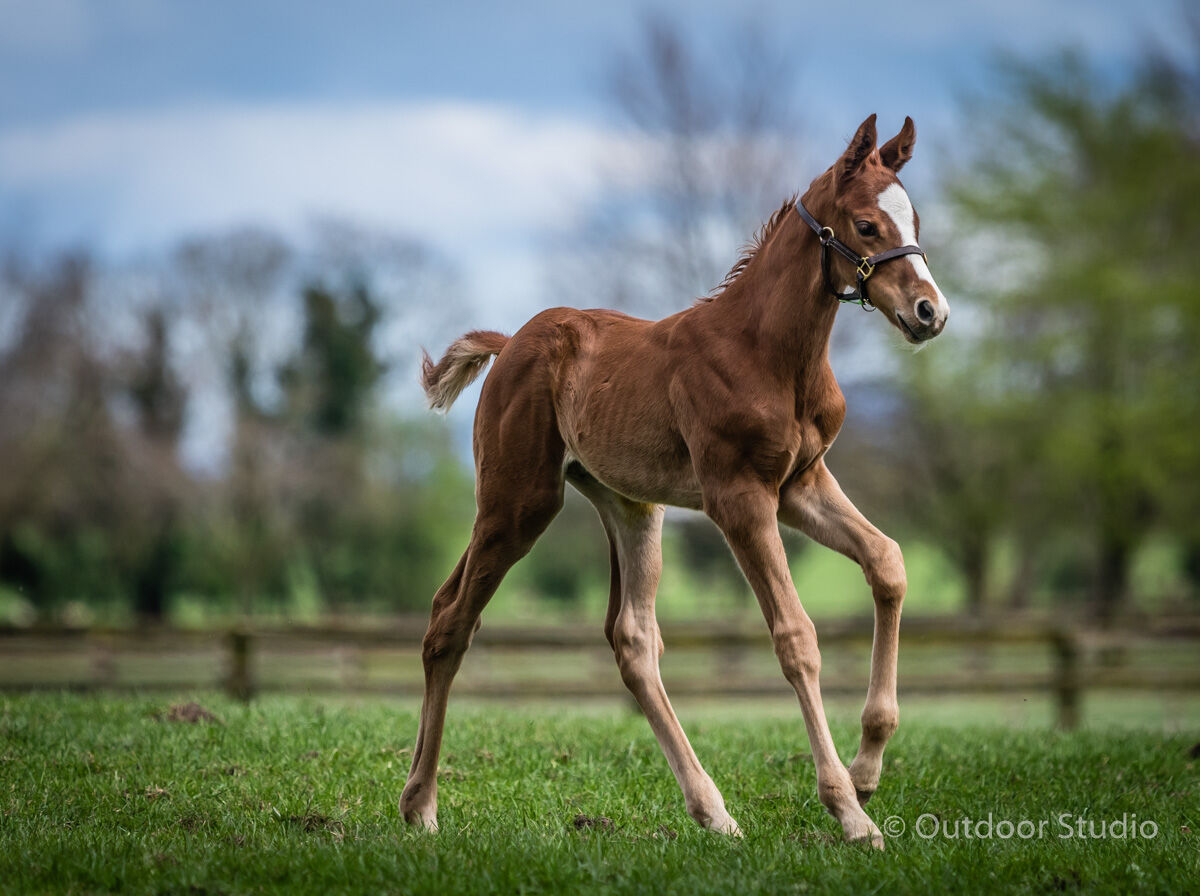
[706,188,840,389]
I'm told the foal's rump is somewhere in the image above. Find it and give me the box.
[489,307,702,508]
[424,306,700,507]
[422,307,627,411]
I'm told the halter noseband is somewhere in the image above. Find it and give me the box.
[795,202,927,311]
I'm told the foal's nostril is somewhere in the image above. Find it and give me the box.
[915,299,935,325]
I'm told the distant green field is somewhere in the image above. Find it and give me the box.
[489,533,967,625]
[1,694,1195,894]
[485,530,1193,625]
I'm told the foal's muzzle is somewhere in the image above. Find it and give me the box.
[897,300,947,342]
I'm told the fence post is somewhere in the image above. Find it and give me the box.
[1050,627,1080,730]
[226,629,254,703]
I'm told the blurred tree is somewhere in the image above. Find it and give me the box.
[128,310,187,442]
[175,223,470,616]
[173,229,295,614]
[559,14,804,316]
[518,492,609,609]
[0,254,193,621]
[0,254,107,616]
[1142,16,1200,602]
[0,219,480,621]
[940,50,1200,621]
[123,307,189,621]
[842,366,1020,616]
[674,515,752,605]
[279,282,384,437]
[277,279,385,609]
[360,416,474,612]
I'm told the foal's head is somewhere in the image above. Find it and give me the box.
[816,114,949,343]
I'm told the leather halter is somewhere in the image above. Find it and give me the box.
[795,202,927,311]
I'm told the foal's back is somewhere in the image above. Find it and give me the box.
[479,301,825,510]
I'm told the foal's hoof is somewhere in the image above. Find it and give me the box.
[844,818,884,851]
[844,762,883,810]
[401,804,439,832]
[693,805,743,838]
[847,760,879,807]
[705,813,743,838]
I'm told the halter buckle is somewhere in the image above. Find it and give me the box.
[818,226,835,245]
[856,258,875,280]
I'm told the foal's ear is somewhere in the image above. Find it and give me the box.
[879,116,916,172]
[837,114,877,193]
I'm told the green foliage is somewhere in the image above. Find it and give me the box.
[0,254,483,620]
[517,492,610,607]
[7,43,1200,625]
[352,417,476,611]
[0,695,1195,895]
[674,515,753,605]
[876,47,1200,617]
[279,282,385,436]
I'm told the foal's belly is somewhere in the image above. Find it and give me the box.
[567,446,705,510]
[560,396,705,509]
[564,413,823,512]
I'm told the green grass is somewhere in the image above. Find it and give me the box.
[1,694,1196,895]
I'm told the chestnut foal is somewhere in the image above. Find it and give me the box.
[402,114,948,848]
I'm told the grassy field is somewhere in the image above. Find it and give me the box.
[0,694,1196,895]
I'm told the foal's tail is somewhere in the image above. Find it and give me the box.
[420,330,510,410]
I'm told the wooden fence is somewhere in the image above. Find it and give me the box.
[1,615,1198,728]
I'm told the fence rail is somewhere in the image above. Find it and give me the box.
[1,616,1198,728]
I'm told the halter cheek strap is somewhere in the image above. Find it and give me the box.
[795,202,927,311]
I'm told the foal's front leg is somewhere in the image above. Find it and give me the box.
[704,478,883,848]
[779,460,906,807]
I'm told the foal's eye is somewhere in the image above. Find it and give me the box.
[855,221,878,238]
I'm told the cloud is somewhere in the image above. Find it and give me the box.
[0,100,646,258]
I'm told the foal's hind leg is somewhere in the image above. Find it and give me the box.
[400,406,565,830]
[400,503,560,828]
[570,468,741,835]
[779,461,906,807]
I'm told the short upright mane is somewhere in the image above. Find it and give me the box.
[701,195,798,303]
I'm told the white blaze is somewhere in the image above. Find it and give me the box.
[876,183,948,314]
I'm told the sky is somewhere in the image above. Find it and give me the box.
[0,0,1190,366]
